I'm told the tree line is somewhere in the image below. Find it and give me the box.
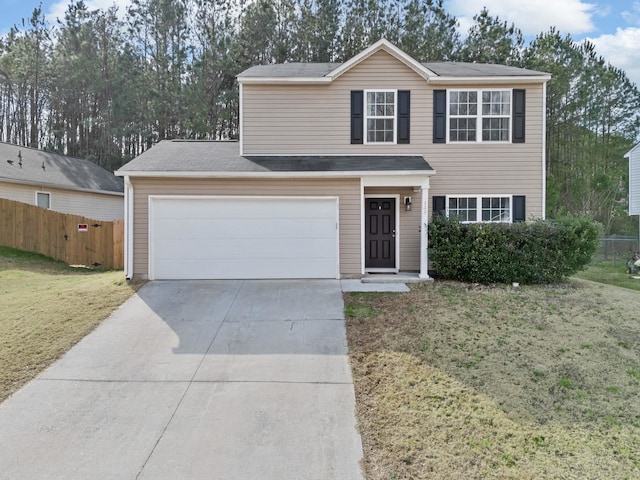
[1,0,639,233]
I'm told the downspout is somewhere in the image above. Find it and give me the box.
[542,81,548,220]
[124,176,134,280]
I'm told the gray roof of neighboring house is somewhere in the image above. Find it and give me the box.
[0,142,123,194]
[116,140,434,173]
[237,61,548,78]
[239,63,340,78]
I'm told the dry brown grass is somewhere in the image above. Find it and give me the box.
[0,246,142,403]
[345,280,640,479]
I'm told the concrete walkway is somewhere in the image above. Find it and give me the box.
[0,280,365,480]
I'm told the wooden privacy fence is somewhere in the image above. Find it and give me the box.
[0,198,123,269]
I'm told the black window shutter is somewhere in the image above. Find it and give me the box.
[513,195,526,222]
[351,90,363,144]
[432,196,446,217]
[397,90,410,144]
[512,89,526,143]
[433,90,446,143]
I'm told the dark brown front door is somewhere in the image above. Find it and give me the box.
[365,198,396,269]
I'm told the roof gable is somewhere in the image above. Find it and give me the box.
[0,142,123,194]
[327,39,436,81]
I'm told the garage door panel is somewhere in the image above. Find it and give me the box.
[157,199,333,219]
[155,238,337,260]
[153,258,336,280]
[154,218,335,240]
[149,197,339,279]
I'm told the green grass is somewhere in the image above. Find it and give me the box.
[573,260,640,291]
[0,246,142,403]
[345,279,640,479]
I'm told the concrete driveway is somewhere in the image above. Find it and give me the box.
[0,280,364,480]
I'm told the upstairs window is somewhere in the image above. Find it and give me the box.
[365,90,396,143]
[481,91,511,141]
[449,91,477,142]
[448,90,511,143]
[352,90,410,144]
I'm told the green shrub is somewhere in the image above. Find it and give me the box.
[428,215,601,284]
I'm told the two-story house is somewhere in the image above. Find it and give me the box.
[115,39,550,281]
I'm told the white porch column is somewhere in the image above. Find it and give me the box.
[419,184,430,279]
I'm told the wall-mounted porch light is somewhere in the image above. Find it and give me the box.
[404,196,412,211]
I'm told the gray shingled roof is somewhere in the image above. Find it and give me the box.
[239,63,339,78]
[237,61,547,78]
[423,62,547,77]
[116,140,433,173]
[0,142,123,194]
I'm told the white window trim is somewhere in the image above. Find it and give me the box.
[35,191,51,209]
[446,88,512,144]
[446,194,513,223]
[364,89,397,145]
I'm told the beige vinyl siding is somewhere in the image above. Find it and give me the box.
[428,84,544,219]
[365,187,421,271]
[0,181,124,221]
[242,49,545,219]
[242,50,430,155]
[131,177,361,279]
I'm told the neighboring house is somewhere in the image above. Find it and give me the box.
[625,143,640,215]
[116,39,550,281]
[0,142,123,221]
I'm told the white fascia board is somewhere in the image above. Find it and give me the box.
[0,176,124,196]
[428,75,551,85]
[114,170,435,179]
[328,39,435,82]
[362,175,432,187]
[624,143,640,158]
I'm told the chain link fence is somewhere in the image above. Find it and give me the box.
[597,236,639,264]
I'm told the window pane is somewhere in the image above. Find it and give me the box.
[482,118,509,141]
[450,118,476,142]
[36,192,50,209]
[449,196,477,223]
[481,196,510,223]
[366,91,396,142]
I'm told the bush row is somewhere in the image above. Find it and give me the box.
[428,215,601,284]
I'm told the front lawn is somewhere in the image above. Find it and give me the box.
[0,246,141,403]
[346,280,640,479]
[574,260,640,291]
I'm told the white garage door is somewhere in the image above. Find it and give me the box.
[149,196,339,280]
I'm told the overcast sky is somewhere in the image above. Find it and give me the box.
[2,0,639,85]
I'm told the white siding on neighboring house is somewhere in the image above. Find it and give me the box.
[0,181,124,220]
[627,144,640,215]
